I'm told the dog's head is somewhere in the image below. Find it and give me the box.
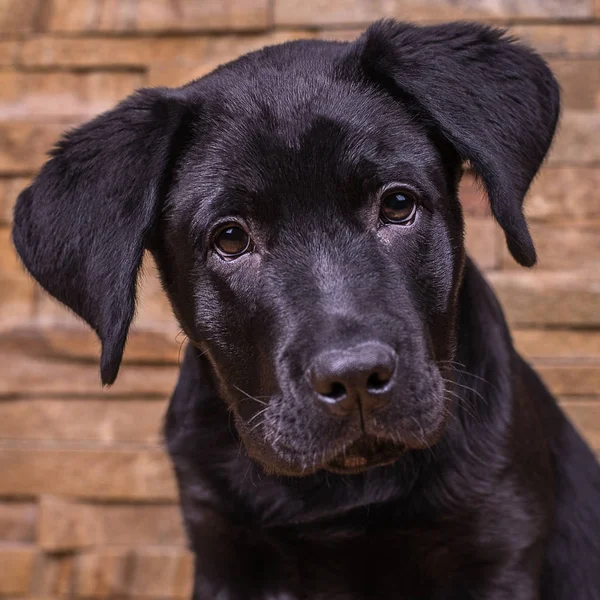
[13,21,558,476]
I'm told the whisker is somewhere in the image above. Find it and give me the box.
[247,406,270,425]
[442,378,486,403]
[233,385,268,406]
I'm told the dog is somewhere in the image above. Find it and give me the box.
[12,19,600,600]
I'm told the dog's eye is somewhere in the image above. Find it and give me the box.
[380,191,417,225]
[213,225,252,258]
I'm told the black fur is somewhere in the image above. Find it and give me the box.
[12,20,599,600]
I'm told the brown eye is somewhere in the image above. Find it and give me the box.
[214,225,251,258]
[380,191,417,225]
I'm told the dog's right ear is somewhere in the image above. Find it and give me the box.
[12,88,190,385]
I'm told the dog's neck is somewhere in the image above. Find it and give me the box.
[165,259,517,533]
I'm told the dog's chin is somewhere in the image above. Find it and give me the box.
[323,436,408,475]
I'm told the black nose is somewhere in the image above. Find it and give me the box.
[308,342,396,417]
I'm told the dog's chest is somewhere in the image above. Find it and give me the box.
[265,526,485,599]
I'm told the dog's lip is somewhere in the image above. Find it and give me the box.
[324,436,407,475]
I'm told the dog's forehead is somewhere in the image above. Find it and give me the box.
[176,40,445,226]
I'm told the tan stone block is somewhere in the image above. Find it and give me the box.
[548,60,600,110]
[75,548,132,599]
[0,398,167,444]
[0,177,30,224]
[0,40,19,65]
[275,0,591,26]
[458,173,491,217]
[0,348,178,395]
[147,31,319,87]
[30,553,73,598]
[39,496,185,552]
[21,36,204,68]
[0,122,75,174]
[0,545,36,594]
[560,400,600,451]
[317,29,363,42]
[0,270,35,324]
[514,330,600,362]
[0,0,39,34]
[0,447,178,500]
[503,223,600,270]
[136,256,177,327]
[130,547,194,599]
[0,321,182,365]
[0,503,37,542]
[464,216,502,271]
[547,111,600,166]
[45,0,269,33]
[526,167,600,220]
[511,25,600,58]
[0,227,36,323]
[0,72,143,121]
[0,322,179,396]
[537,364,600,396]
[487,270,600,327]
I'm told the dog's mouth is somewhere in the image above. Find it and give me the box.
[324,436,407,474]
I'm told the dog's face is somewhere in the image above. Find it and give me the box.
[12,22,559,476]
[158,76,464,475]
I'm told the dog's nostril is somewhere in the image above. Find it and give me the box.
[321,381,347,400]
[366,370,392,392]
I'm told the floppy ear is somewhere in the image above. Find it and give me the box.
[357,20,560,267]
[12,88,189,385]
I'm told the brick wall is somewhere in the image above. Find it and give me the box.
[0,0,599,597]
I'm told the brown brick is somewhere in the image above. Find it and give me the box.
[0,398,167,443]
[526,167,600,220]
[75,548,132,599]
[0,122,75,174]
[0,545,36,594]
[0,177,29,224]
[0,0,40,34]
[511,25,600,58]
[45,0,269,33]
[0,322,181,365]
[34,252,175,327]
[464,216,502,271]
[537,364,600,396]
[547,111,600,166]
[514,330,600,362]
[0,503,37,543]
[0,446,177,500]
[317,29,363,42]
[130,547,194,599]
[0,40,19,65]
[24,31,315,72]
[561,400,600,451]
[39,496,185,552]
[147,31,319,87]
[0,227,36,324]
[548,60,600,110]
[0,72,143,121]
[0,343,178,395]
[458,173,491,217]
[503,222,600,270]
[275,0,591,26]
[487,271,600,327]
[22,36,204,68]
[30,553,73,598]
[0,283,179,395]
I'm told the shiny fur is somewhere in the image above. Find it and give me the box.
[13,20,600,600]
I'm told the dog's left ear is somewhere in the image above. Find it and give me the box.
[355,20,560,267]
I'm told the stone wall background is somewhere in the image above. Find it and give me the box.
[0,0,599,597]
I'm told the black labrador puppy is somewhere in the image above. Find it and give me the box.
[12,20,600,600]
